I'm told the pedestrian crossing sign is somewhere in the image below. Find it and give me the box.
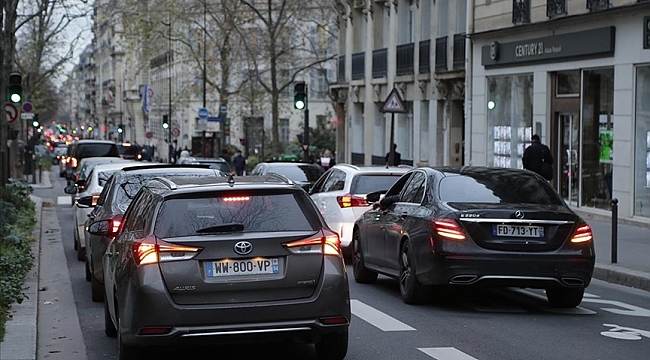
[380,88,408,114]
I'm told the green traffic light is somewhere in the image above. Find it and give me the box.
[295,100,305,110]
[10,93,21,103]
[162,123,169,129]
[32,120,39,127]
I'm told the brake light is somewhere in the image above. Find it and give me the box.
[223,196,250,202]
[134,236,202,266]
[336,194,368,208]
[110,218,121,234]
[571,223,593,243]
[71,157,78,168]
[91,194,101,206]
[431,219,466,241]
[284,229,341,256]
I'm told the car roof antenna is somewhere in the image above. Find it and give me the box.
[227,173,235,186]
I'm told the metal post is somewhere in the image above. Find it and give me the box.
[31,153,36,184]
[168,20,173,164]
[202,0,207,109]
[387,112,395,167]
[611,198,618,264]
[39,159,42,183]
[302,108,310,162]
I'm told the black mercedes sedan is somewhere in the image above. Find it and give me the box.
[352,166,595,308]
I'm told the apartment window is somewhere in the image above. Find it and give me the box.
[279,118,289,144]
[547,0,568,18]
[512,0,531,25]
[437,0,449,37]
[587,0,611,12]
[456,0,467,34]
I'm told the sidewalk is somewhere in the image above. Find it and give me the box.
[0,170,648,360]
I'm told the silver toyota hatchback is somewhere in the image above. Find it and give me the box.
[88,174,350,360]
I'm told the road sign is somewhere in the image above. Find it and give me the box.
[207,116,221,122]
[171,127,180,138]
[219,104,227,113]
[145,131,154,139]
[198,107,208,120]
[21,113,35,120]
[5,103,18,123]
[380,88,408,114]
[21,101,34,113]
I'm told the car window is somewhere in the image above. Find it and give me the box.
[154,192,317,238]
[385,173,413,198]
[350,174,403,194]
[321,169,346,192]
[75,143,119,158]
[250,164,262,175]
[438,173,565,205]
[309,171,331,194]
[97,176,115,205]
[267,165,324,182]
[98,169,121,187]
[400,171,426,204]
[194,161,231,172]
[114,171,218,205]
[121,191,148,233]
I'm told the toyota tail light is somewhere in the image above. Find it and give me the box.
[336,194,369,208]
[283,229,341,256]
[570,223,593,243]
[133,236,202,266]
[431,219,466,241]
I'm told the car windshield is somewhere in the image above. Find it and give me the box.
[115,172,216,204]
[438,173,565,205]
[154,193,315,238]
[76,143,119,158]
[350,174,403,194]
[269,165,323,182]
[118,144,141,157]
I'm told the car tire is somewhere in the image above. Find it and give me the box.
[73,233,78,250]
[85,261,91,282]
[352,231,377,284]
[399,240,430,305]
[104,299,117,338]
[546,287,585,308]
[91,275,104,302]
[76,244,85,262]
[315,330,348,360]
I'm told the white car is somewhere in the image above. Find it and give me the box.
[309,164,411,249]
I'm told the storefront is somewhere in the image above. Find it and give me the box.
[470,14,650,220]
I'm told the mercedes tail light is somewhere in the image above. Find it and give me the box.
[284,229,341,256]
[134,236,202,266]
[336,194,368,208]
[110,217,122,234]
[570,223,593,243]
[431,219,466,241]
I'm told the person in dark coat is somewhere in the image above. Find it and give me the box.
[523,134,553,180]
[385,144,401,166]
[232,150,246,176]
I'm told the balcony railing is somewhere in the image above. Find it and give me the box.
[453,34,466,70]
[419,40,430,74]
[373,48,388,78]
[587,0,611,12]
[396,43,415,76]
[435,37,447,73]
[338,55,345,82]
[547,0,567,18]
[513,0,531,25]
[351,52,365,80]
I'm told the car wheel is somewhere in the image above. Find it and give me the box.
[73,233,78,250]
[546,287,585,308]
[352,230,377,284]
[104,298,116,337]
[85,261,91,282]
[76,243,85,262]
[91,274,104,302]
[399,240,430,305]
[314,330,348,360]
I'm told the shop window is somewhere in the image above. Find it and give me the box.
[634,65,650,218]
[556,70,580,97]
[486,74,534,169]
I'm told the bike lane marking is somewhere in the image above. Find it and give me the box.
[418,347,479,360]
[350,299,416,331]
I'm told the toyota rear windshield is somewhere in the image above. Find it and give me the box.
[154,192,318,238]
[350,174,402,194]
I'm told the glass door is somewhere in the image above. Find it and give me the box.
[557,113,579,204]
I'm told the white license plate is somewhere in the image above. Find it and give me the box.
[492,225,544,238]
[206,258,280,277]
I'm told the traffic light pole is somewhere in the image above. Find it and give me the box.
[302,108,309,163]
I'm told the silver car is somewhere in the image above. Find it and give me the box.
[89,175,350,360]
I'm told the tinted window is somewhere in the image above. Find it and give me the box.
[438,174,565,205]
[322,169,345,192]
[350,174,403,194]
[118,144,142,157]
[268,165,323,182]
[114,171,217,205]
[400,171,426,203]
[75,143,119,158]
[155,192,316,238]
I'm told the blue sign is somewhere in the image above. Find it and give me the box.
[207,116,222,122]
[198,107,209,120]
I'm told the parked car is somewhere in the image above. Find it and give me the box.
[352,166,595,307]
[65,140,121,181]
[82,164,224,302]
[117,142,144,160]
[88,174,349,359]
[175,156,233,173]
[249,161,325,192]
[64,159,142,261]
[309,164,411,250]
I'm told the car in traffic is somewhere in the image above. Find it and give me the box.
[352,166,595,308]
[309,164,411,250]
[175,156,233,173]
[81,164,225,302]
[88,173,349,359]
[117,142,144,161]
[65,140,121,181]
[249,161,325,192]
[52,144,68,165]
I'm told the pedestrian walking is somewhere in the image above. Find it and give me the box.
[385,144,401,166]
[523,134,553,180]
[233,150,246,176]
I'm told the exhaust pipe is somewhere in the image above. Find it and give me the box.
[561,278,585,286]
[449,275,479,284]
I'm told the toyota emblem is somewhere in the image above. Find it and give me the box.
[233,241,253,255]
[514,210,524,219]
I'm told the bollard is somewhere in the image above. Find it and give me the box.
[611,198,618,264]
[39,159,42,183]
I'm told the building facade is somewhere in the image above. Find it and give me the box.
[469,0,650,221]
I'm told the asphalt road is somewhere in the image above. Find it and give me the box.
[44,176,650,360]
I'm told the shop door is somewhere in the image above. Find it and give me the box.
[556,113,579,204]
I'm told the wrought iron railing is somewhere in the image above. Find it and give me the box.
[419,40,430,74]
[453,34,466,70]
[351,152,364,165]
[396,43,415,76]
[512,0,531,25]
[373,48,388,78]
[435,37,447,73]
[547,0,567,18]
[586,0,611,12]
[351,52,365,80]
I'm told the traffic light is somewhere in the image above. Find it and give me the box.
[162,115,169,129]
[117,124,124,133]
[31,114,39,128]
[7,72,23,103]
[294,81,307,110]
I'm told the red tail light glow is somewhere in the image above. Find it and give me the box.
[134,236,202,266]
[223,196,250,202]
[336,194,368,208]
[431,219,466,241]
[284,229,341,256]
[110,218,121,234]
[571,224,593,243]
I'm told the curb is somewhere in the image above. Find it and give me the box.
[0,196,42,360]
[28,171,52,189]
[593,263,650,292]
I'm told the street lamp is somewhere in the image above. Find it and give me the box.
[162,19,173,163]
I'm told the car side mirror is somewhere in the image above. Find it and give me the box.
[88,220,111,236]
[366,190,386,203]
[64,184,77,194]
[75,179,85,187]
[77,195,94,207]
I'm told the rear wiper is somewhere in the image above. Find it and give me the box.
[196,223,245,234]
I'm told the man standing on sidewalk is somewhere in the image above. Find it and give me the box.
[523,134,553,181]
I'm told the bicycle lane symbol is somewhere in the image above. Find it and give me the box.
[601,324,650,341]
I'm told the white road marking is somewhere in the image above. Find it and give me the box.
[581,299,650,317]
[584,292,600,298]
[57,196,71,206]
[513,289,596,315]
[350,299,415,331]
[418,347,479,360]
